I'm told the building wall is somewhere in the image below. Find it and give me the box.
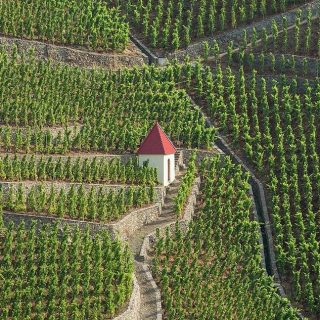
[139,154,175,186]
[164,154,175,186]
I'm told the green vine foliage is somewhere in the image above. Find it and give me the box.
[2,184,154,223]
[0,155,157,186]
[0,0,129,51]
[0,49,215,154]
[0,194,4,232]
[174,152,196,217]
[243,10,320,59]
[153,156,300,319]
[106,0,308,50]
[171,58,320,315]
[0,222,134,319]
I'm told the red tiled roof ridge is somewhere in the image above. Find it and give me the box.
[138,122,176,155]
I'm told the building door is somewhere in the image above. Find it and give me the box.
[168,158,171,182]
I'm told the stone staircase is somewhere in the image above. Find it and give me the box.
[160,178,181,216]
[128,169,185,257]
[127,168,186,320]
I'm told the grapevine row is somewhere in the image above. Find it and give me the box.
[2,183,154,223]
[152,156,300,319]
[0,221,133,319]
[174,152,196,217]
[108,0,309,50]
[0,49,215,153]
[0,155,157,186]
[0,0,129,51]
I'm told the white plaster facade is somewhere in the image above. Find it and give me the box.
[139,154,175,186]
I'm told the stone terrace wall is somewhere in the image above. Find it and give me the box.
[112,204,161,241]
[0,181,165,204]
[3,211,114,238]
[4,203,161,241]
[178,147,223,166]
[0,35,147,70]
[0,152,135,163]
[114,276,141,320]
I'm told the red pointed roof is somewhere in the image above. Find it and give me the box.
[138,122,176,155]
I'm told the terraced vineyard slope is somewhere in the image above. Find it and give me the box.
[162,48,320,317]
[107,0,311,52]
[0,0,129,51]
[151,156,300,319]
[0,221,134,319]
[0,49,214,154]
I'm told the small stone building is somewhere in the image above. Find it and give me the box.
[138,122,176,186]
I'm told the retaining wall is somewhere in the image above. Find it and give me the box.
[4,203,161,242]
[249,185,267,271]
[0,152,135,163]
[179,148,223,166]
[0,181,165,204]
[0,35,147,70]
[129,34,158,65]
[114,276,141,320]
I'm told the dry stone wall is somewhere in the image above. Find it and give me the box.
[0,181,165,204]
[3,203,161,241]
[0,35,147,69]
[0,152,135,163]
[179,148,223,166]
[113,276,141,320]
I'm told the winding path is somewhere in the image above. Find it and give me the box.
[127,172,185,320]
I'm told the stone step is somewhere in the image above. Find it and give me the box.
[148,215,174,226]
[170,180,182,187]
[161,208,174,215]
[160,205,175,214]
[162,202,175,209]
[165,194,178,200]
[160,212,175,218]
[173,173,184,178]
[165,194,177,201]
[167,185,180,193]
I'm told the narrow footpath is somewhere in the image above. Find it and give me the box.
[127,170,185,320]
